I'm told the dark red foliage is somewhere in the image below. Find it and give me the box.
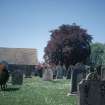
[44,24,92,68]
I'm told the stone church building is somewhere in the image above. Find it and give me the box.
[0,47,38,72]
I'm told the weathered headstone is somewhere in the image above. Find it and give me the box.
[66,65,73,79]
[24,66,32,78]
[71,63,86,94]
[63,65,67,77]
[43,68,53,81]
[38,68,43,78]
[11,69,23,85]
[32,66,38,76]
[52,67,57,79]
[101,65,105,80]
[56,65,64,79]
[78,80,105,105]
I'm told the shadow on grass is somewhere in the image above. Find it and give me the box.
[49,80,66,84]
[3,87,20,92]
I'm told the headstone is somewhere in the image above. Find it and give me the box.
[85,65,90,75]
[52,67,57,79]
[33,66,38,76]
[38,68,43,78]
[78,80,105,105]
[66,65,73,79]
[101,65,105,80]
[71,63,86,94]
[11,69,23,85]
[71,68,78,94]
[56,65,64,79]
[63,65,67,77]
[24,66,32,78]
[43,68,53,81]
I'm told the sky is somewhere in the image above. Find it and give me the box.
[0,0,105,61]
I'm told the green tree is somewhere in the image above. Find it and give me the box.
[90,43,105,66]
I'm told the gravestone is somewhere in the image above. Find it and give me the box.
[38,68,43,78]
[24,66,32,78]
[63,65,67,77]
[101,65,105,80]
[71,63,86,94]
[66,65,73,79]
[43,68,53,81]
[32,66,38,76]
[11,69,23,85]
[52,67,57,79]
[56,65,64,79]
[78,80,105,105]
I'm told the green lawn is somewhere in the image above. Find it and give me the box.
[0,77,77,105]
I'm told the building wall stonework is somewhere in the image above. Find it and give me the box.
[0,47,38,65]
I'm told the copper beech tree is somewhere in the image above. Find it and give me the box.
[44,24,92,68]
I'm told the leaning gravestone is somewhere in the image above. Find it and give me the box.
[11,69,23,85]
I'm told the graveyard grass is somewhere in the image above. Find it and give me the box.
[0,77,77,105]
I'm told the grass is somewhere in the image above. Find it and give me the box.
[0,77,77,105]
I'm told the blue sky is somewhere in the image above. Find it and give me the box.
[0,0,105,61]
